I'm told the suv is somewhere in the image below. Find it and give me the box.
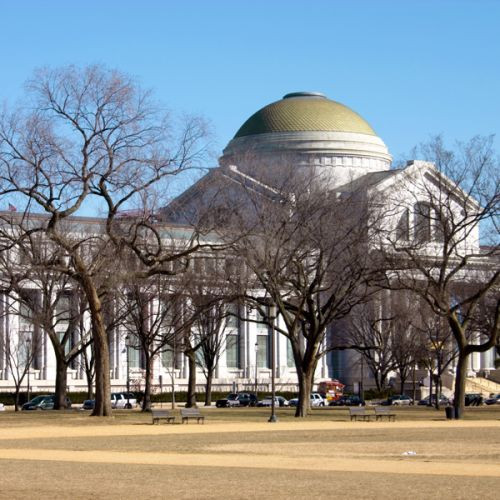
[22,395,72,410]
[215,392,257,408]
[111,392,137,409]
[310,393,326,407]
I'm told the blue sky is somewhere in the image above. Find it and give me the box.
[1,0,499,165]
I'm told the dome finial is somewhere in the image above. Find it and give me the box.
[283,92,326,99]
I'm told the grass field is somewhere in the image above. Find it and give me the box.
[0,405,499,499]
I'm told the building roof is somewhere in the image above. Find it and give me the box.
[234,92,376,138]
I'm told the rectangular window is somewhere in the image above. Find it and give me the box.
[414,203,431,243]
[19,302,33,330]
[226,304,239,329]
[161,347,175,369]
[257,334,269,368]
[286,338,295,367]
[256,309,268,334]
[56,295,72,328]
[128,344,140,369]
[226,334,239,368]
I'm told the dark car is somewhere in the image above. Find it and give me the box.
[465,393,483,406]
[329,395,365,406]
[215,392,257,408]
[418,394,450,406]
[22,395,72,410]
[81,399,96,410]
[485,394,500,405]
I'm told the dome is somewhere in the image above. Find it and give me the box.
[234,92,376,138]
[221,92,392,189]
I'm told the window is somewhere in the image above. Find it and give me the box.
[256,309,268,334]
[226,334,239,368]
[286,339,295,367]
[396,208,410,241]
[257,334,269,368]
[56,295,72,329]
[414,202,431,243]
[128,344,141,369]
[226,304,239,329]
[161,347,175,369]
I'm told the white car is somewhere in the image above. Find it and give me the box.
[310,393,326,407]
[111,392,137,409]
[257,396,289,407]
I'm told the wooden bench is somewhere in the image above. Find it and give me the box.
[374,406,396,421]
[151,409,175,425]
[181,407,205,424]
[349,407,372,421]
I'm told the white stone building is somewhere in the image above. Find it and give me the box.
[0,91,497,396]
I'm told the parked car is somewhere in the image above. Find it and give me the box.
[465,393,484,406]
[418,394,450,406]
[485,394,500,405]
[383,394,412,406]
[329,395,365,406]
[215,392,257,408]
[81,399,95,410]
[0,403,5,411]
[257,396,289,407]
[22,395,72,410]
[288,393,325,407]
[111,392,137,409]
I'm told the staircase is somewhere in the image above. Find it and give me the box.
[465,377,500,396]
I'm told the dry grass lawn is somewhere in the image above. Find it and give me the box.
[0,406,499,499]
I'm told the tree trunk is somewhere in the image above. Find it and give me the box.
[14,387,20,412]
[295,367,314,417]
[399,376,406,396]
[428,369,433,407]
[73,264,112,417]
[142,354,153,412]
[453,352,468,420]
[86,372,94,400]
[185,349,197,408]
[89,315,112,416]
[204,367,214,406]
[54,359,69,409]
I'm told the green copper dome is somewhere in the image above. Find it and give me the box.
[234,92,376,138]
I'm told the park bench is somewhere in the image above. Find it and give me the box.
[151,409,175,425]
[349,407,372,421]
[181,407,205,424]
[374,406,396,421]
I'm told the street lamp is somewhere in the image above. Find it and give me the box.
[268,304,278,423]
[254,341,259,397]
[124,334,131,409]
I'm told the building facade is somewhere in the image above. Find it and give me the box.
[0,92,497,396]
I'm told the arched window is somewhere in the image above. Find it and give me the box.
[414,202,431,243]
[396,208,410,241]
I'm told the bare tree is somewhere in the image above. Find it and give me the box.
[0,232,94,409]
[341,303,395,393]
[378,136,499,418]
[117,276,183,411]
[220,170,384,417]
[0,293,41,411]
[0,65,211,416]
[184,270,236,406]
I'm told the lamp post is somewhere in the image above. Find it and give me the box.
[26,337,31,403]
[125,334,130,409]
[254,342,259,397]
[268,305,277,423]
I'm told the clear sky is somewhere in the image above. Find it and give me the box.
[1,0,499,165]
